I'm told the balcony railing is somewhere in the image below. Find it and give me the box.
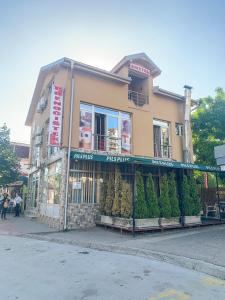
[93,134,122,153]
[154,143,172,159]
[128,90,149,107]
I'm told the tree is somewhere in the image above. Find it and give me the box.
[105,173,114,216]
[182,175,192,216]
[135,171,148,218]
[112,167,123,217]
[168,173,180,217]
[146,173,160,218]
[99,175,108,215]
[0,124,20,186]
[192,87,225,166]
[121,182,132,218]
[189,174,201,215]
[159,174,171,218]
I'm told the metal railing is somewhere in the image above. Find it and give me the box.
[93,134,122,153]
[154,143,172,159]
[128,90,149,107]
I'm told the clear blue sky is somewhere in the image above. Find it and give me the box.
[0,0,225,143]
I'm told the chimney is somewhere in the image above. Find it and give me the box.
[183,85,192,163]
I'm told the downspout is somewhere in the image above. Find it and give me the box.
[64,61,75,230]
[183,85,192,163]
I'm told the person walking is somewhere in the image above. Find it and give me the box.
[1,194,9,220]
[14,193,23,217]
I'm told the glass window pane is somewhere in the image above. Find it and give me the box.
[95,106,119,116]
[80,103,92,111]
[79,110,92,150]
[107,116,119,152]
[121,112,130,119]
[121,119,131,154]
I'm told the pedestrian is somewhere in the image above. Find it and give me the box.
[1,194,9,220]
[14,193,23,217]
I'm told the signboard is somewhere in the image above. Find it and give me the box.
[71,151,222,172]
[129,63,150,76]
[49,84,64,146]
[72,182,82,190]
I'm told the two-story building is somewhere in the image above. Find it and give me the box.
[25,53,219,230]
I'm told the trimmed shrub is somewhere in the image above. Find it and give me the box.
[182,175,192,216]
[168,173,180,217]
[135,171,148,218]
[121,182,132,218]
[159,174,171,218]
[146,173,160,218]
[189,174,201,215]
[99,175,108,214]
[105,173,115,216]
[112,167,123,217]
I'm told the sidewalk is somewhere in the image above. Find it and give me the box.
[2,215,225,279]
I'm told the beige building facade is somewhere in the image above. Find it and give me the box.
[25,53,199,229]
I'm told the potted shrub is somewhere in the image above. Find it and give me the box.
[101,173,114,225]
[167,172,181,227]
[145,173,160,227]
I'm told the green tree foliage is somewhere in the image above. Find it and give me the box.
[105,173,115,216]
[192,87,225,166]
[189,174,201,215]
[0,124,20,186]
[121,182,132,218]
[99,175,108,214]
[135,171,148,218]
[168,173,180,217]
[146,173,160,218]
[112,167,123,217]
[159,175,171,218]
[182,175,192,216]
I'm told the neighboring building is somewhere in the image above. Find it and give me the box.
[11,142,30,176]
[25,52,218,230]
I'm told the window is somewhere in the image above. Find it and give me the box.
[47,161,62,204]
[79,103,132,154]
[153,119,171,158]
[175,123,183,136]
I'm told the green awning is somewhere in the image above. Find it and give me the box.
[71,151,221,172]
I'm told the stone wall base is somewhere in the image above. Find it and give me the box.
[37,214,61,230]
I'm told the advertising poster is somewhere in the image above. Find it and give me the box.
[121,119,131,154]
[79,110,92,150]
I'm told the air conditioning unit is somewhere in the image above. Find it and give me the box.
[35,126,43,136]
[35,135,43,146]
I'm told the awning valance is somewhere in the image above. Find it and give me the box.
[71,151,221,172]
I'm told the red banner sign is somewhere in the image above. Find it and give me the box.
[49,84,63,146]
[129,63,151,76]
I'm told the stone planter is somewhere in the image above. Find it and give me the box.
[184,215,201,225]
[135,218,159,228]
[100,215,113,225]
[113,217,133,228]
[159,217,181,227]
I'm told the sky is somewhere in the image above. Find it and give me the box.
[0,0,225,143]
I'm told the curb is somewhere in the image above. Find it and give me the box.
[24,233,225,280]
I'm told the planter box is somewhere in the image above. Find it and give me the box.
[100,216,159,229]
[160,217,181,227]
[184,215,201,225]
[100,215,113,225]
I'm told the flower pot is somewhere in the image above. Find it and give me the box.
[184,215,201,225]
[159,217,180,227]
[100,215,113,225]
[135,218,159,228]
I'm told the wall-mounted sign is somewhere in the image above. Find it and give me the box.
[72,182,82,190]
[129,63,151,76]
[49,84,64,146]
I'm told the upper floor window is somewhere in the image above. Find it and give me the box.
[153,119,171,159]
[175,123,183,136]
[79,103,132,154]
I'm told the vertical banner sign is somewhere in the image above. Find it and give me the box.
[49,84,63,146]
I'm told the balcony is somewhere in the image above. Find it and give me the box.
[128,90,149,107]
[93,134,122,153]
[154,143,172,159]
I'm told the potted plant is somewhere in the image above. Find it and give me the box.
[100,173,114,225]
[145,173,160,227]
[167,172,181,227]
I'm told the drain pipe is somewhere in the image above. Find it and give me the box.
[64,61,75,230]
[183,85,192,163]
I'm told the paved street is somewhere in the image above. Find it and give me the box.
[1,234,225,300]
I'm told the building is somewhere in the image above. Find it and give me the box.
[25,53,219,230]
[11,142,30,176]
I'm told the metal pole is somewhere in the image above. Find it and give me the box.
[64,61,74,231]
[216,172,221,221]
[132,162,136,237]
